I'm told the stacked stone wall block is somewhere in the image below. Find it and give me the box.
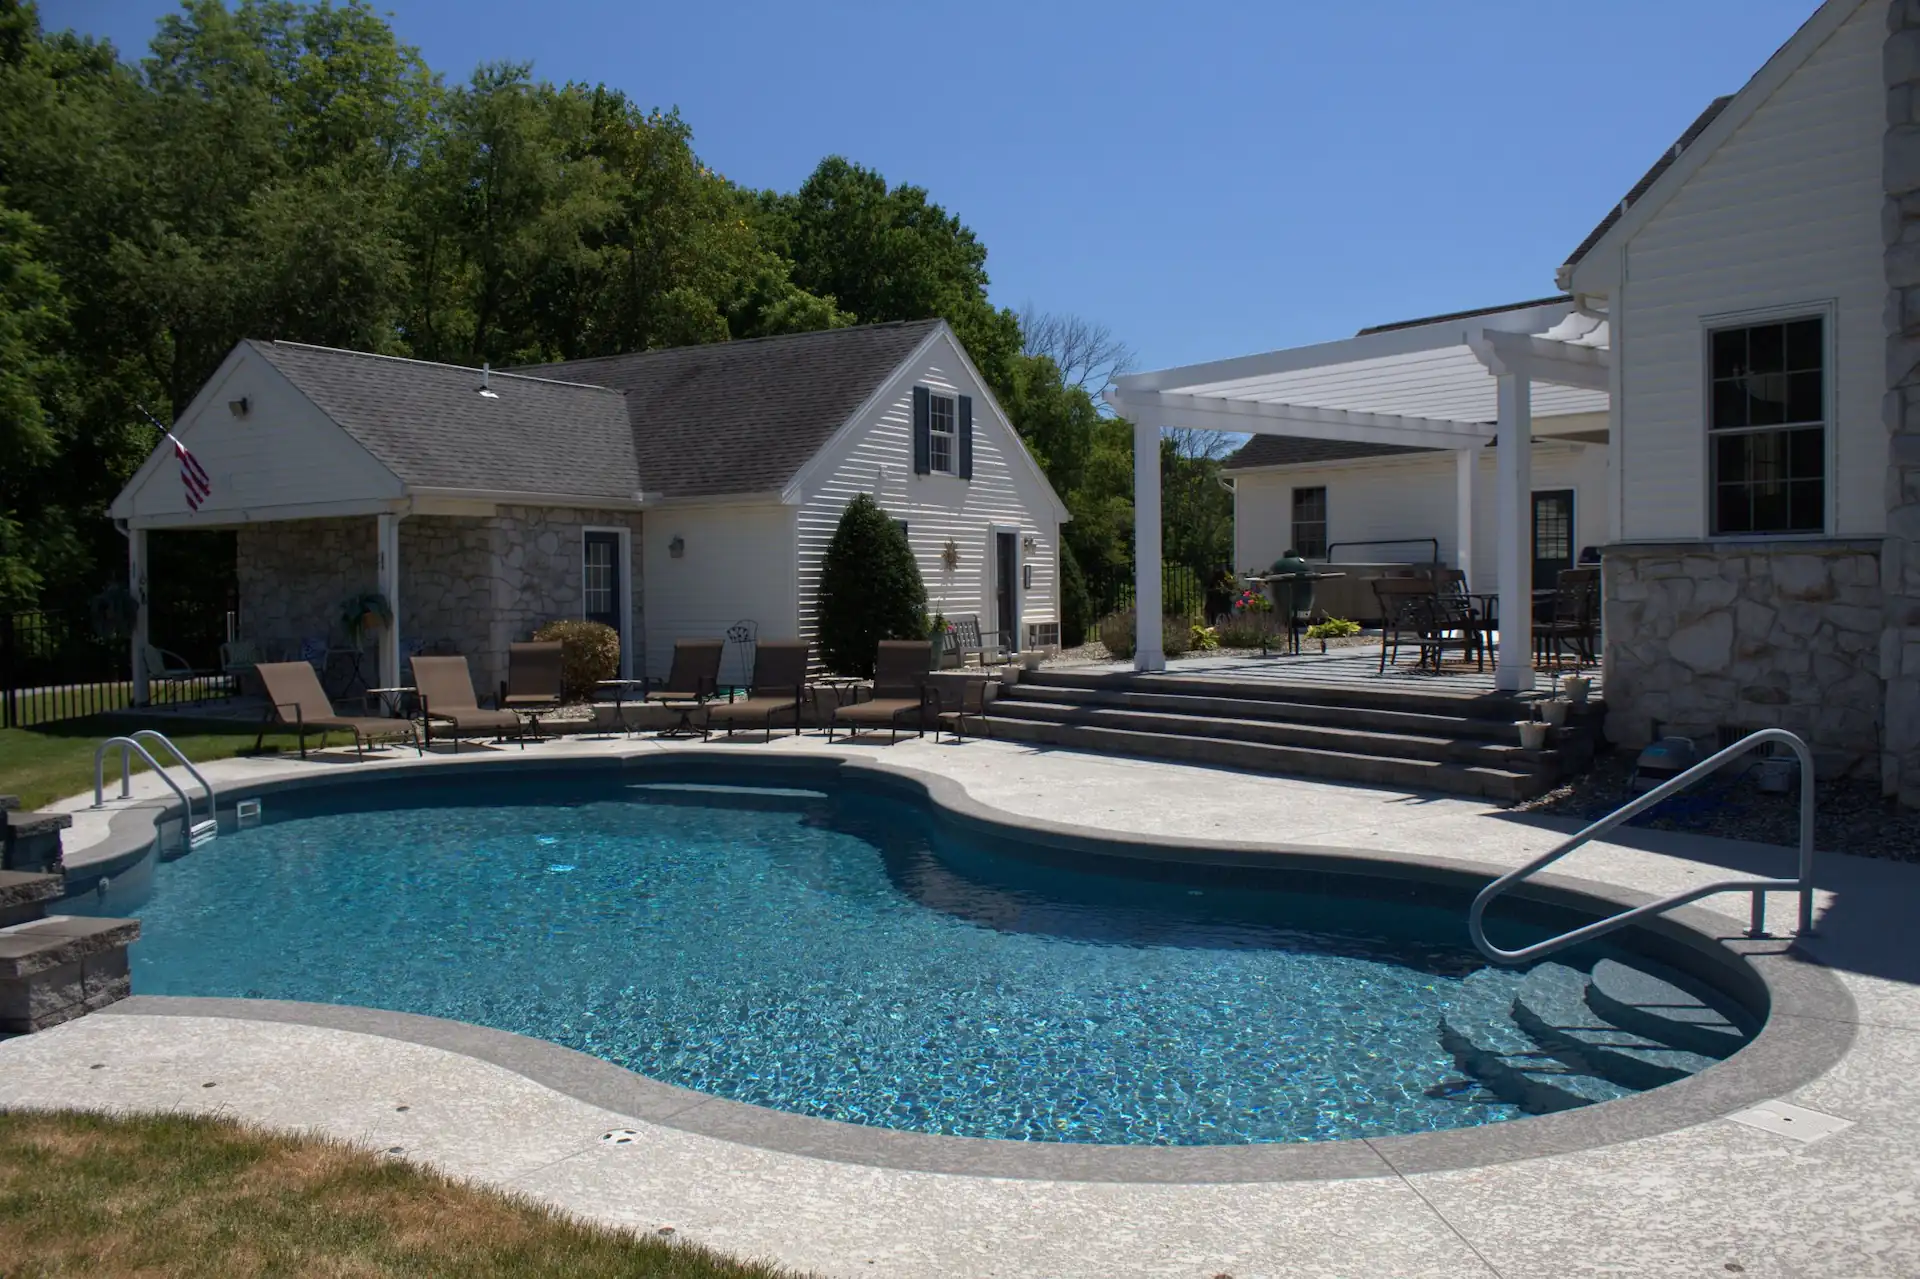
[1889,0,1920,803]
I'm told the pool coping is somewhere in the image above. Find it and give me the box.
[76,748,1856,1184]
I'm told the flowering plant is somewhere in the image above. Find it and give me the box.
[1231,588,1272,614]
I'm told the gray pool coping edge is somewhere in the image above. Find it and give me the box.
[72,746,1857,1184]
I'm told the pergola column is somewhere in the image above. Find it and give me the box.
[128,526,150,707]
[1494,373,1535,692]
[1131,415,1165,672]
[376,512,401,692]
[1454,446,1478,592]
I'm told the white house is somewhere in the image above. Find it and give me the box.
[109,320,1068,697]
[1561,0,1900,789]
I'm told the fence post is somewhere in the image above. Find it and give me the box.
[1,612,13,730]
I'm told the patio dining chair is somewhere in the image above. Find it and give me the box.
[1536,568,1601,671]
[829,640,937,744]
[703,641,809,740]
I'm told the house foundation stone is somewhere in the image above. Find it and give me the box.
[1887,0,1920,805]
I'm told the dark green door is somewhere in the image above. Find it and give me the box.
[583,532,621,638]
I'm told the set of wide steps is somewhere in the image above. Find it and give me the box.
[978,669,1597,800]
[1439,958,1756,1114]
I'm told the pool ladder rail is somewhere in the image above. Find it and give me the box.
[1469,728,1816,964]
[93,729,219,849]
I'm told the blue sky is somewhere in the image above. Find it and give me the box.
[48,0,1817,376]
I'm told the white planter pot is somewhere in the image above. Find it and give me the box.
[1539,698,1571,729]
[1560,675,1591,706]
[1000,665,1021,687]
[1516,721,1549,750]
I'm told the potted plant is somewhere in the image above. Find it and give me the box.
[339,591,391,648]
[1561,673,1592,706]
[88,584,141,640]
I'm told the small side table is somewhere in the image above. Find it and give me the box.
[364,686,415,719]
[811,677,868,731]
[592,679,649,737]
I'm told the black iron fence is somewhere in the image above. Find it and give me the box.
[0,603,235,729]
[1097,563,1209,622]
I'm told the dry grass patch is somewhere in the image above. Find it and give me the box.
[0,1110,792,1278]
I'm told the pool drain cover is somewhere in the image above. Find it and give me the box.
[601,1129,640,1145]
[1726,1100,1852,1144]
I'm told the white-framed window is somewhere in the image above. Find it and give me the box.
[1708,314,1825,536]
[928,393,957,474]
[1290,486,1328,559]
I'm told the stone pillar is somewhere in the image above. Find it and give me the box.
[1132,416,1165,672]
[1885,2,1920,805]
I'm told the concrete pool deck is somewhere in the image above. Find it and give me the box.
[3,731,1917,1276]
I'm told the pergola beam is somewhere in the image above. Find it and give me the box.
[1469,329,1609,393]
[1105,389,1494,449]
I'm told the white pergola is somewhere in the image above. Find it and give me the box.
[1105,299,1610,692]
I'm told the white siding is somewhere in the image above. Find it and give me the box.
[1616,0,1883,540]
[795,332,1064,652]
[641,504,798,683]
[1232,439,1608,593]
[117,345,402,523]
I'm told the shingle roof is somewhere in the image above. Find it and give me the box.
[520,320,944,499]
[252,341,639,500]
[1221,436,1438,472]
[1561,95,1734,272]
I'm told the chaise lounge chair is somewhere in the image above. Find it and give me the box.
[828,640,937,744]
[411,655,524,752]
[253,661,421,760]
[702,641,809,740]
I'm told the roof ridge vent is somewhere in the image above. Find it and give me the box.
[478,362,500,399]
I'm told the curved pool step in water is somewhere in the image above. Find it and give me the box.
[1438,969,1631,1114]
[1584,957,1755,1061]
[1511,963,1721,1091]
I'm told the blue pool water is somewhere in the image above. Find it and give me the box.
[110,772,1530,1145]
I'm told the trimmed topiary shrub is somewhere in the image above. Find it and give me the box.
[817,493,929,677]
[532,618,621,701]
[1059,542,1093,648]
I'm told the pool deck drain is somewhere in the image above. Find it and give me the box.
[4,733,1918,1277]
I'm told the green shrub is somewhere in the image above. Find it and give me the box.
[1191,624,1218,651]
[817,493,928,677]
[1306,616,1362,640]
[1059,542,1093,647]
[532,618,621,700]
[1097,610,1195,660]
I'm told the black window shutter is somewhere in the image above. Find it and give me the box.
[958,395,973,480]
[912,385,931,475]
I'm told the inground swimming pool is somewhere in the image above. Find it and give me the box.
[87,763,1760,1146]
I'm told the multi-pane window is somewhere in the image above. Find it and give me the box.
[1290,486,1328,559]
[1709,316,1824,535]
[928,393,957,474]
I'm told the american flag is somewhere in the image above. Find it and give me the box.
[170,433,211,510]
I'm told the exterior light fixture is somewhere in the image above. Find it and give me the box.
[227,397,249,418]
[668,535,685,558]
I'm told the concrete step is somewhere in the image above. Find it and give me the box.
[1021,668,1541,723]
[987,697,1551,770]
[996,682,1525,742]
[1512,963,1720,1090]
[975,714,1549,801]
[1439,969,1632,1114]
[1584,958,1756,1061]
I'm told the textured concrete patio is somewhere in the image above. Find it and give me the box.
[3,730,1915,1277]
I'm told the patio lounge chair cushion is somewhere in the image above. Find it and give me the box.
[502,641,564,709]
[410,656,521,734]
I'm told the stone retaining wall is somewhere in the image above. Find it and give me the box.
[1603,540,1884,776]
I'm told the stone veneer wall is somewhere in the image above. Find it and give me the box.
[236,518,380,659]
[1603,541,1885,776]
[1886,0,1920,804]
[240,508,643,697]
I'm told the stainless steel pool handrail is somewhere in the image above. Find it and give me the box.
[1468,728,1815,964]
[92,731,217,839]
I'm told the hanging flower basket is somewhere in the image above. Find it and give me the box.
[339,591,391,646]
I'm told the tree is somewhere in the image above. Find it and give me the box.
[1058,540,1093,648]
[1019,307,1134,396]
[816,494,927,677]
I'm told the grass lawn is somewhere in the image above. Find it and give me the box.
[0,714,306,810]
[0,1110,783,1278]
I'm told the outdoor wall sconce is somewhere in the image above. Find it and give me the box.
[668,535,685,559]
[227,397,249,418]
[1022,535,1038,552]
[941,539,961,570]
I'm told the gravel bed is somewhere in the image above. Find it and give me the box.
[1515,750,1920,862]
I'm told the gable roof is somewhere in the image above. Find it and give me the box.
[519,320,944,500]
[1221,436,1437,472]
[1559,0,1866,292]
[251,341,639,501]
